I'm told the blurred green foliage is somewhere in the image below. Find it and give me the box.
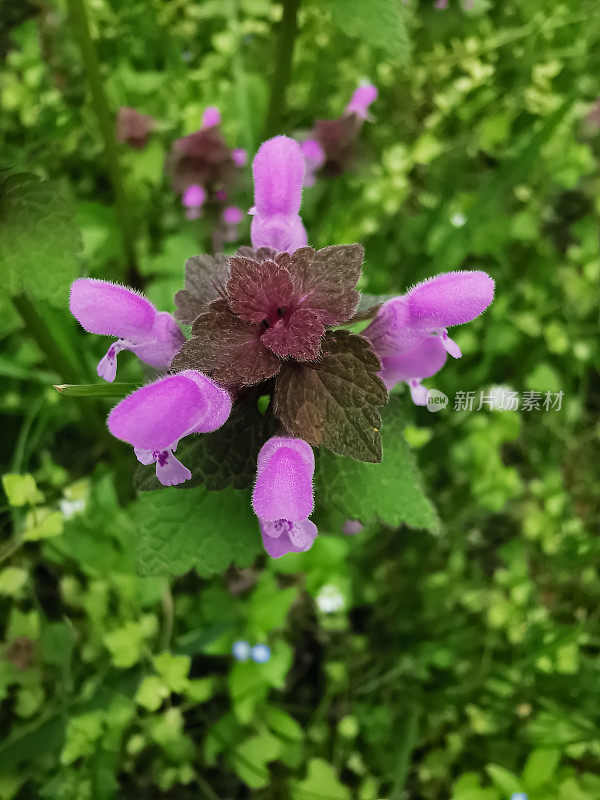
[1,0,599,797]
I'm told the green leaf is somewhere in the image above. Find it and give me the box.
[522,749,560,790]
[316,400,438,531]
[2,474,43,507]
[53,383,139,398]
[0,172,82,306]
[485,765,522,796]
[291,758,351,800]
[323,0,409,59]
[135,392,277,492]
[132,486,261,577]
[273,330,388,462]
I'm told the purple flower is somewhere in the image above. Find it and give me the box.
[222,206,243,226]
[364,271,494,358]
[249,136,308,254]
[307,82,377,177]
[201,106,221,128]
[363,270,494,400]
[300,139,326,187]
[345,84,378,120]
[70,279,186,382]
[182,184,207,220]
[252,436,317,558]
[107,371,231,485]
[435,0,449,8]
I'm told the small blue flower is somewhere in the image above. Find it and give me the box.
[251,644,271,663]
[232,640,251,661]
[510,794,528,800]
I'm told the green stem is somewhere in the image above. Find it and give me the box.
[12,295,85,385]
[263,0,302,139]
[54,382,138,398]
[66,0,140,284]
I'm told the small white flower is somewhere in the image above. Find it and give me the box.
[250,644,271,663]
[232,640,251,661]
[59,498,86,519]
[450,212,467,228]
[317,585,345,613]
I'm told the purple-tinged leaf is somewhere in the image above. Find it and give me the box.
[171,300,281,387]
[272,330,388,463]
[174,253,230,324]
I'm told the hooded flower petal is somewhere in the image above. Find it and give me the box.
[252,436,315,522]
[260,518,318,558]
[70,279,185,381]
[407,270,495,331]
[252,136,304,217]
[250,136,307,253]
[345,84,378,119]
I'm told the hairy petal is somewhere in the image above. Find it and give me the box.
[407,270,495,331]
[252,136,304,217]
[252,436,315,522]
[70,279,155,340]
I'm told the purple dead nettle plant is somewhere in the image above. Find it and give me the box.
[165,105,247,220]
[69,135,494,558]
[116,107,156,150]
[300,83,378,183]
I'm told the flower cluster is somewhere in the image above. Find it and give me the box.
[165,105,247,227]
[69,135,494,558]
[300,83,378,183]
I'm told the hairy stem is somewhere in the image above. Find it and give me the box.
[66,0,140,284]
[263,0,302,139]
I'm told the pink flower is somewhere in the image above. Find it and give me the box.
[108,371,231,486]
[70,279,185,382]
[232,148,248,167]
[345,84,378,120]
[182,184,207,219]
[201,106,221,128]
